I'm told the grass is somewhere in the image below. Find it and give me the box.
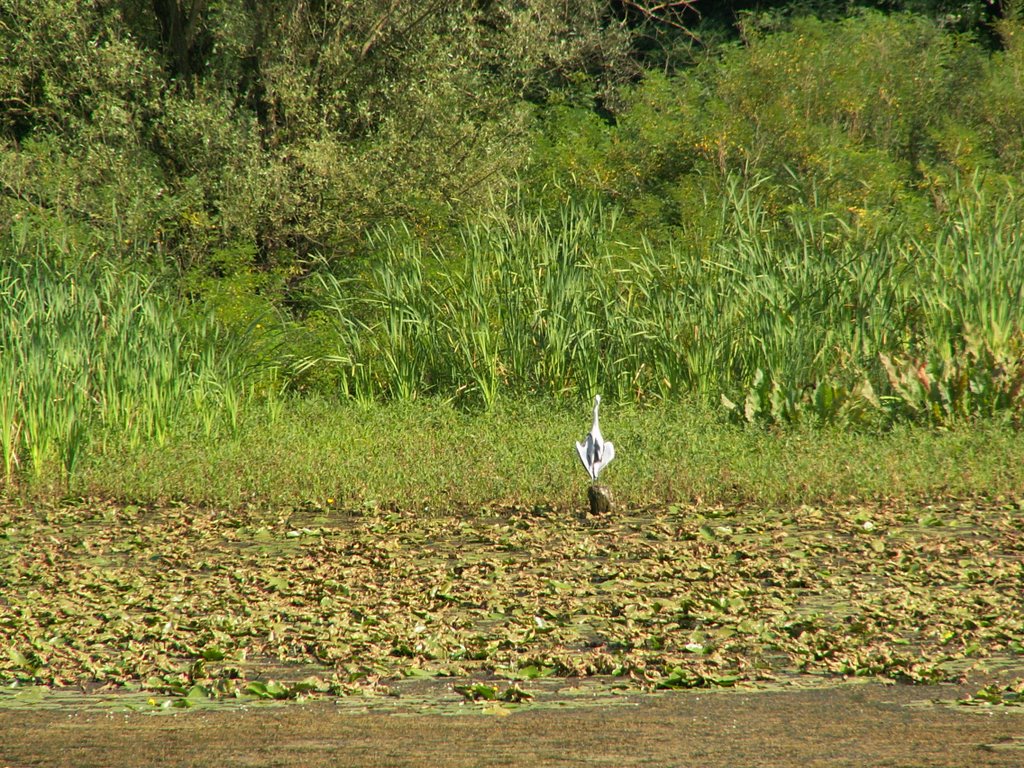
[67,396,1024,510]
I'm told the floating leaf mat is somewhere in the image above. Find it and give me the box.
[2,497,1022,707]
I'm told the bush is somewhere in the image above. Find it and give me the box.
[529,10,1024,245]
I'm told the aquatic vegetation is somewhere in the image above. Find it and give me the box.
[1,497,1021,704]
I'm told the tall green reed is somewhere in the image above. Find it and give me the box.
[307,173,1023,423]
[914,176,1024,357]
[0,222,247,485]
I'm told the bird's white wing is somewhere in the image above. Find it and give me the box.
[593,440,615,478]
[576,437,597,480]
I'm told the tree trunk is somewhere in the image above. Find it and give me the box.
[587,484,613,516]
[152,0,208,79]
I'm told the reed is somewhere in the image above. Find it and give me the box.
[0,225,246,485]
[6,171,1020,489]
[308,174,1024,423]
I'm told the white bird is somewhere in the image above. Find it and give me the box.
[576,394,615,481]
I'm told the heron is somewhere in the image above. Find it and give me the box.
[576,394,615,481]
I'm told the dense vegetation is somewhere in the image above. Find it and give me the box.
[2,0,1023,489]
[2,496,1023,702]
[3,2,1024,709]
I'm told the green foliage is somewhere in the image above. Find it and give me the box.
[4,3,1024,488]
[962,679,1024,707]
[0,0,635,272]
[970,16,1024,173]
[721,372,881,429]
[299,174,1024,426]
[0,1,176,266]
[508,10,1024,427]
[532,10,1024,243]
[878,338,1024,424]
[0,218,247,487]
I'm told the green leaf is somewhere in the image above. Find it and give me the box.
[402,666,438,679]
[455,683,497,701]
[265,681,290,699]
[244,681,269,698]
[202,646,226,661]
[186,684,211,700]
[264,576,290,593]
[498,685,532,702]
[515,664,553,680]
[8,648,31,669]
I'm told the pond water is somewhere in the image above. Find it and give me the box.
[2,679,1023,767]
[2,496,1023,765]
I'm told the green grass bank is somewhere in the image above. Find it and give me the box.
[65,398,1024,510]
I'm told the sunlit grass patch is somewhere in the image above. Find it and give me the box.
[72,396,1024,510]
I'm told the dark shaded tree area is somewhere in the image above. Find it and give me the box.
[0,0,1016,278]
[0,1,633,269]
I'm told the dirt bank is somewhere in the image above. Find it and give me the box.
[2,682,1022,767]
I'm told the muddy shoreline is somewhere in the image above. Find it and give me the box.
[3,681,1023,767]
